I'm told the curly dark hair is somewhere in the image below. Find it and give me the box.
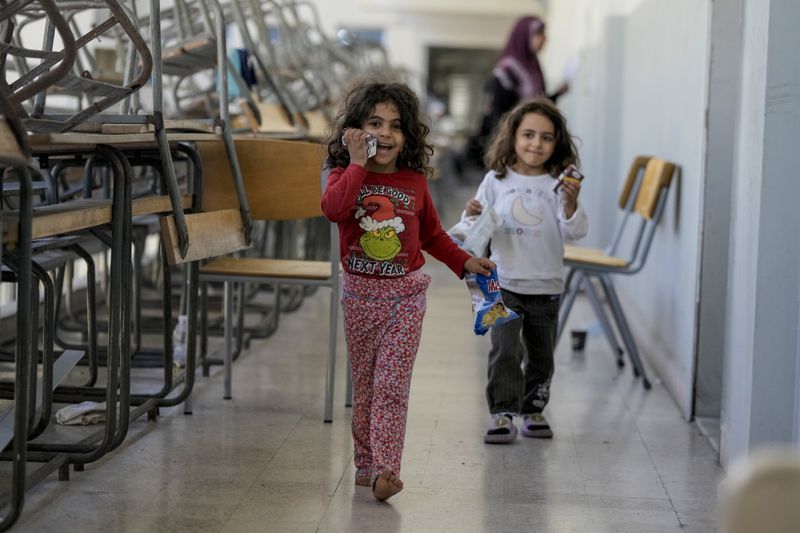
[325,80,434,176]
[484,97,580,178]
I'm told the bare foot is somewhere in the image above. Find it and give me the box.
[372,469,403,501]
[355,476,371,486]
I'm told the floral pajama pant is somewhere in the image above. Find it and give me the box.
[341,270,431,481]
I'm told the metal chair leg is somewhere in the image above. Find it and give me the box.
[236,282,246,357]
[556,270,584,343]
[584,275,626,368]
[29,261,55,439]
[200,281,210,376]
[0,165,32,533]
[599,274,651,389]
[224,280,234,400]
[324,285,337,423]
[563,267,576,295]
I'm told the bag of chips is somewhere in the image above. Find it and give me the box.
[465,268,518,336]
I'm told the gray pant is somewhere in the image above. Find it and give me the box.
[486,290,560,415]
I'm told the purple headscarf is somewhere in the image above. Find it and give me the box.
[492,16,546,99]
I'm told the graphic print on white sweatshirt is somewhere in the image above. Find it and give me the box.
[502,188,551,238]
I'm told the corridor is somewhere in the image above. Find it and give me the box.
[10,245,720,532]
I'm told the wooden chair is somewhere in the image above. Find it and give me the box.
[160,138,338,422]
[557,157,679,389]
[557,156,650,368]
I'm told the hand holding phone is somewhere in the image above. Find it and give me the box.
[341,129,377,159]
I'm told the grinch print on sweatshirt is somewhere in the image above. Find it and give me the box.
[322,164,470,279]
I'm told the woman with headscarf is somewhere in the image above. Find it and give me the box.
[467,16,568,167]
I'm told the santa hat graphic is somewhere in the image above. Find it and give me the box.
[356,195,405,233]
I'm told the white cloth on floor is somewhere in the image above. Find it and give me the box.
[55,401,107,425]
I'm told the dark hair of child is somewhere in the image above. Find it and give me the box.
[484,97,580,178]
[325,80,435,176]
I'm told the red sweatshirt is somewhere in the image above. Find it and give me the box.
[322,164,471,279]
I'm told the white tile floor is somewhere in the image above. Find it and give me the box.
[7,252,721,532]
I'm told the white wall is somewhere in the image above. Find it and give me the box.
[542,0,648,75]
[694,0,743,422]
[620,0,709,419]
[796,307,800,443]
[719,0,769,465]
[721,0,800,466]
[545,0,711,418]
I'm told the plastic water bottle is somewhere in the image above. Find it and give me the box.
[172,314,188,368]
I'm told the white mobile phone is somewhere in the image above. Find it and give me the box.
[341,132,377,159]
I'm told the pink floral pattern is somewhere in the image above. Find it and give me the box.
[342,270,431,480]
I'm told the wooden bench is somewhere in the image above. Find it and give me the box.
[240,101,309,139]
[240,101,331,141]
[161,36,217,77]
[2,194,193,245]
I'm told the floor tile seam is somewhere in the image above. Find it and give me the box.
[315,459,352,532]
[410,483,499,494]
[217,411,306,527]
[577,488,673,501]
[504,487,658,499]
[39,418,182,510]
[295,409,355,530]
[417,395,443,487]
[568,426,589,495]
[624,398,686,528]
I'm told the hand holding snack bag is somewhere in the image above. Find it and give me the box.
[465,268,519,336]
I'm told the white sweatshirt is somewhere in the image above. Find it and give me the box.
[471,168,589,294]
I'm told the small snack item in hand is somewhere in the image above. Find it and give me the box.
[465,268,519,336]
[553,164,584,192]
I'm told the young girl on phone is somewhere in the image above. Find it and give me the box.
[322,81,495,499]
[464,98,588,443]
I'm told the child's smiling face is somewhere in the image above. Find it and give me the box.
[511,112,555,176]
[362,101,405,173]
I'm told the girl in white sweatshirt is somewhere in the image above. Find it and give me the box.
[465,98,588,443]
